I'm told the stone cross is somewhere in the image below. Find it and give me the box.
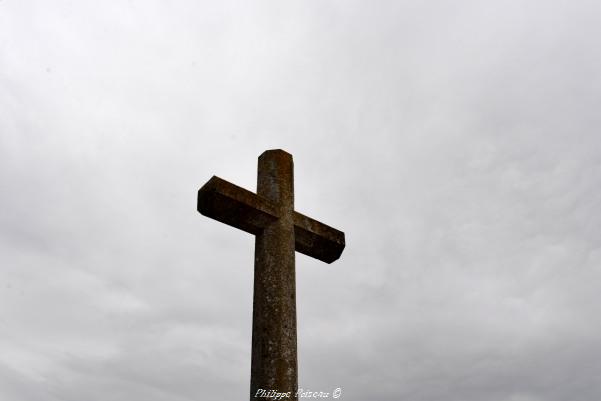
[197,149,345,400]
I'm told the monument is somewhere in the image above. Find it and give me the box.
[197,149,345,400]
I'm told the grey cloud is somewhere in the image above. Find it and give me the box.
[2,1,601,400]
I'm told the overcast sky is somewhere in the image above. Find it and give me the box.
[2,1,601,400]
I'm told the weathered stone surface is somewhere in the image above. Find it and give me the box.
[293,211,345,264]
[198,176,345,264]
[251,150,297,399]
[196,149,345,401]
[197,177,345,263]
[197,176,277,235]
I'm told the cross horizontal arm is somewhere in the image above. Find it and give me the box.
[197,176,345,263]
[197,176,278,235]
[293,212,345,264]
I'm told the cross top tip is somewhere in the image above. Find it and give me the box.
[260,149,292,159]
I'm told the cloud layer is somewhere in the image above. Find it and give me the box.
[2,1,601,400]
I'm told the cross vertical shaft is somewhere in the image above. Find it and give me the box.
[251,150,297,399]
